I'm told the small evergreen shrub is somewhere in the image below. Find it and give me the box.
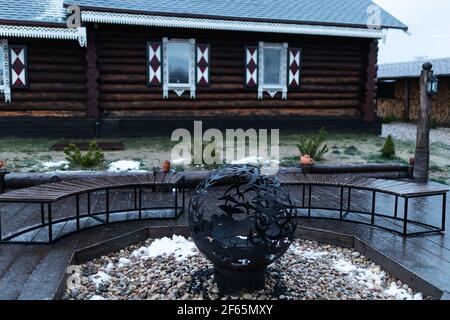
[382,114,397,124]
[64,141,105,168]
[296,127,329,161]
[380,135,396,158]
[431,118,439,129]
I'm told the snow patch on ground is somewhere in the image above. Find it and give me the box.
[384,282,423,300]
[42,160,69,170]
[334,259,358,273]
[230,156,280,166]
[131,235,197,261]
[90,271,111,288]
[108,160,142,172]
[90,295,106,300]
[118,258,131,267]
[171,157,191,165]
[300,250,329,260]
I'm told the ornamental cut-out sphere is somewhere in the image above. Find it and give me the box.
[188,165,297,294]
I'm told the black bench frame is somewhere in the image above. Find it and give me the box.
[0,178,185,244]
[293,183,446,236]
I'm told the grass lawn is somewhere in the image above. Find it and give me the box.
[0,133,449,184]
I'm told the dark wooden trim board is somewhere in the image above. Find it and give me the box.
[0,116,382,138]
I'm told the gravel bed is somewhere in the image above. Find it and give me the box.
[63,236,426,301]
[382,122,450,145]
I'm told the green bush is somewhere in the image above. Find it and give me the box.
[64,141,105,168]
[382,114,397,124]
[296,127,329,161]
[431,118,439,129]
[380,135,396,158]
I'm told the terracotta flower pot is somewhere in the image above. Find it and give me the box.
[0,160,6,169]
[300,155,313,166]
[162,160,171,173]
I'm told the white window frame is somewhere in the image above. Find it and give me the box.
[162,37,196,99]
[258,41,288,100]
[0,39,11,102]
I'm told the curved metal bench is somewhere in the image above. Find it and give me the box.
[279,173,448,236]
[0,173,185,244]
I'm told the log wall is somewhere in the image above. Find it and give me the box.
[377,77,450,126]
[0,39,88,118]
[95,25,372,119]
[0,25,376,123]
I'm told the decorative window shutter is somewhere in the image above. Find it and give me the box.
[288,48,301,89]
[245,46,258,87]
[9,45,28,89]
[196,44,210,87]
[147,42,162,86]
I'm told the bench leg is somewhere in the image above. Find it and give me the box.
[41,203,45,225]
[394,195,398,219]
[105,189,110,224]
[174,187,178,218]
[182,187,185,214]
[442,193,447,232]
[0,204,2,241]
[339,187,344,219]
[87,192,91,215]
[76,194,80,231]
[347,187,352,211]
[48,203,53,243]
[134,187,137,210]
[138,187,142,219]
[308,185,312,217]
[302,185,306,209]
[371,191,376,225]
[403,198,409,236]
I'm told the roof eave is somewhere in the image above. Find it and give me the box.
[0,24,87,47]
[80,10,385,39]
[65,3,407,31]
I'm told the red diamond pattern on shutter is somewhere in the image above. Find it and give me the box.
[9,45,27,88]
[196,44,210,87]
[147,42,162,86]
[245,46,258,87]
[288,48,301,88]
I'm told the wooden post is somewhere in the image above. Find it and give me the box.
[403,79,410,122]
[363,40,378,122]
[414,62,433,182]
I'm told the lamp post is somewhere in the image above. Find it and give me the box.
[414,62,437,182]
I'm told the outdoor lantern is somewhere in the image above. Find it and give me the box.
[188,165,297,294]
[426,74,439,96]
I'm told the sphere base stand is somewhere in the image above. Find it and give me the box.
[214,266,266,295]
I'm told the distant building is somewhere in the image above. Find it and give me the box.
[377,58,450,126]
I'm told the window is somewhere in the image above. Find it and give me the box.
[162,38,196,99]
[258,42,288,99]
[263,48,282,85]
[377,80,397,99]
[167,43,190,85]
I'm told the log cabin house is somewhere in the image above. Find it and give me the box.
[378,58,450,126]
[0,0,407,137]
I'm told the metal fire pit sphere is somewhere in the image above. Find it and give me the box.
[188,165,297,294]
